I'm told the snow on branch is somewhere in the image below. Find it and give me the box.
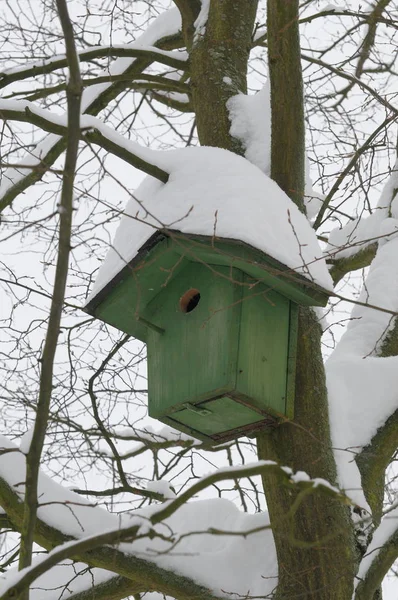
[326,163,398,507]
[0,45,187,91]
[354,503,398,600]
[0,434,354,600]
[0,7,182,212]
[0,99,169,185]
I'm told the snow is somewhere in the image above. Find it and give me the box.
[327,161,398,260]
[0,560,115,600]
[0,133,61,202]
[326,237,398,506]
[147,479,176,499]
[0,434,122,538]
[0,435,278,599]
[0,98,168,179]
[0,495,277,600]
[0,8,182,204]
[88,146,333,301]
[114,423,199,446]
[1,433,347,600]
[194,0,210,41]
[152,90,190,104]
[227,85,271,176]
[81,8,182,111]
[0,430,354,600]
[326,163,398,506]
[227,85,324,220]
[355,502,398,589]
[19,426,35,454]
[0,45,186,77]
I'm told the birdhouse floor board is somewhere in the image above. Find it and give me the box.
[169,396,267,437]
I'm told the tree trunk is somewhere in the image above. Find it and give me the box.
[183,1,357,598]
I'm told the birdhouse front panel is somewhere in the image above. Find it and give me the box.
[144,262,243,416]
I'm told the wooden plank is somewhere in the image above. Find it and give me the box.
[236,281,290,416]
[285,302,298,420]
[171,396,266,437]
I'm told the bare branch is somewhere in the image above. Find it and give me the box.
[18,0,82,575]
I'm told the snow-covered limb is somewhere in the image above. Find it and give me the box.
[326,159,398,263]
[354,503,398,600]
[328,243,378,285]
[150,89,192,112]
[0,8,183,211]
[0,99,169,185]
[0,45,188,91]
[20,74,190,104]
[4,564,139,600]
[0,434,354,600]
[326,165,398,510]
[151,460,353,526]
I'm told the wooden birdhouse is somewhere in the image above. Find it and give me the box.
[85,148,332,443]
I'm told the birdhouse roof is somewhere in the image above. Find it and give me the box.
[87,147,333,304]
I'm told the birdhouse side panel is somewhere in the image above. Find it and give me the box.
[236,284,291,417]
[145,263,243,417]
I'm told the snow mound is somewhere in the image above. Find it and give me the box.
[89,146,333,300]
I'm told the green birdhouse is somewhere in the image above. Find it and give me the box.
[85,148,332,443]
[86,231,329,444]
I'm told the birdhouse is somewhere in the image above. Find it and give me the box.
[85,148,332,443]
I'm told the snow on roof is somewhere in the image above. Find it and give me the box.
[88,146,333,301]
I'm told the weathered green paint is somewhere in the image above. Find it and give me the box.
[145,263,243,418]
[169,397,266,438]
[86,230,328,443]
[144,263,295,441]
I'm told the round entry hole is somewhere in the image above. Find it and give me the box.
[179,288,201,313]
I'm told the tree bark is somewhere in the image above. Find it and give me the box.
[180,0,357,597]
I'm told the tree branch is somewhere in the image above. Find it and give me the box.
[0,101,169,185]
[0,46,188,91]
[0,30,183,212]
[18,0,82,579]
[313,114,398,229]
[354,512,398,600]
[328,243,378,285]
